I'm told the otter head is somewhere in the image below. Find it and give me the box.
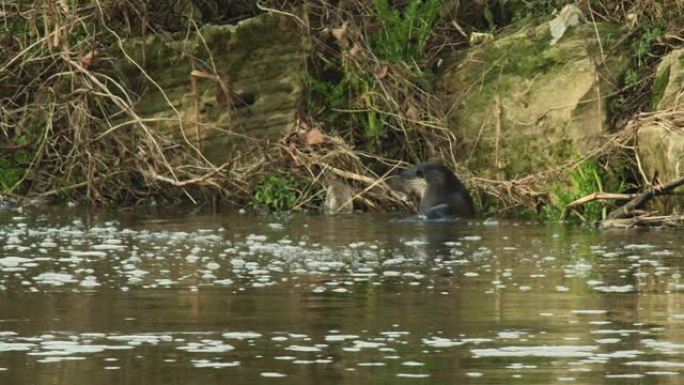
[390,161,475,218]
[389,165,428,199]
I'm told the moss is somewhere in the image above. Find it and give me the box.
[108,11,308,167]
[451,23,608,120]
[652,65,671,110]
[440,18,628,180]
[505,134,574,178]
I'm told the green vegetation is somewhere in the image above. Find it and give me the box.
[652,65,671,109]
[0,135,33,192]
[623,68,639,88]
[370,0,442,62]
[635,26,663,67]
[482,0,563,27]
[0,162,25,192]
[542,159,615,223]
[513,0,564,21]
[253,174,305,211]
[609,23,665,121]
[609,68,639,114]
[1,0,682,220]
[308,0,444,148]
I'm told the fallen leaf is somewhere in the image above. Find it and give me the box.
[405,105,419,121]
[374,65,388,79]
[80,50,96,69]
[349,43,363,58]
[331,21,348,42]
[305,128,326,146]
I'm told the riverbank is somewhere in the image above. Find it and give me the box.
[2,1,683,223]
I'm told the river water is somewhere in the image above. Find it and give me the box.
[0,206,683,384]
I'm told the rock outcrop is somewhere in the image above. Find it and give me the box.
[115,11,309,164]
[438,6,629,179]
[637,49,684,212]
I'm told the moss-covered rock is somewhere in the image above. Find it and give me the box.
[637,123,684,212]
[651,48,684,110]
[114,11,309,164]
[438,10,629,179]
[637,49,684,212]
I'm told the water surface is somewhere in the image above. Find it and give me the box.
[0,207,683,384]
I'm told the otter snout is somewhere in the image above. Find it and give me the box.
[388,168,428,199]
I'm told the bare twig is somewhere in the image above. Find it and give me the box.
[607,177,684,220]
[561,192,636,219]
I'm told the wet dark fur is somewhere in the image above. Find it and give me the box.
[390,161,475,219]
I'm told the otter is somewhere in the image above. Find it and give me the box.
[390,161,475,219]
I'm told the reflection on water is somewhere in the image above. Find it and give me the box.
[1,207,684,384]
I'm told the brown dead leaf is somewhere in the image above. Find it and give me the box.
[305,128,326,146]
[373,65,388,79]
[80,50,96,69]
[405,105,419,121]
[331,21,348,42]
[349,43,363,58]
[298,120,311,131]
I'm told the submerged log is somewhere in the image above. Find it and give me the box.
[599,214,684,229]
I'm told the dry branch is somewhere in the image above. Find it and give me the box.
[561,192,636,219]
[607,177,684,220]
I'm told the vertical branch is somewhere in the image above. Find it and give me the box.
[189,57,203,153]
[494,94,504,181]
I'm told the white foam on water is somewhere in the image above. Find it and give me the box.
[0,257,32,267]
[642,340,684,351]
[357,362,385,367]
[177,341,234,353]
[625,361,684,368]
[402,361,424,366]
[595,338,620,344]
[571,310,607,315]
[221,332,262,340]
[0,342,35,352]
[69,251,107,258]
[325,334,359,342]
[422,337,464,348]
[285,345,320,352]
[33,272,77,286]
[192,359,240,368]
[396,373,430,378]
[472,345,598,358]
[260,372,286,377]
[624,244,655,250]
[594,285,634,293]
[646,371,679,376]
